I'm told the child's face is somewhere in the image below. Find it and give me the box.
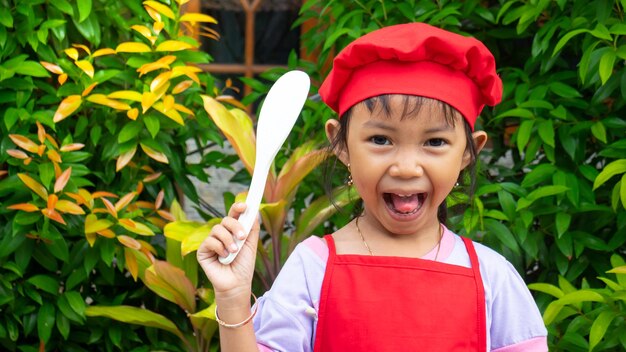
[327,95,487,236]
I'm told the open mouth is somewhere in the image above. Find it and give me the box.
[383,193,426,215]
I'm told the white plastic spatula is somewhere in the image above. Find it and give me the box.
[219,70,310,265]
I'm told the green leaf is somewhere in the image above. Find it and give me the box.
[77,0,92,23]
[521,164,556,188]
[598,50,616,85]
[51,0,74,15]
[590,23,612,40]
[555,290,605,305]
[64,291,86,316]
[621,174,626,210]
[85,306,186,341]
[0,9,13,27]
[484,219,520,254]
[552,29,589,56]
[144,115,160,139]
[118,121,143,143]
[589,310,616,351]
[593,159,626,190]
[56,312,70,340]
[38,162,55,189]
[27,275,59,295]
[555,213,571,238]
[591,121,607,144]
[517,185,570,210]
[14,61,50,77]
[516,120,534,155]
[550,82,582,98]
[537,120,555,147]
[542,301,564,325]
[37,302,55,344]
[528,283,564,298]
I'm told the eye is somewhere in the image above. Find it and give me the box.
[426,138,447,147]
[370,135,390,145]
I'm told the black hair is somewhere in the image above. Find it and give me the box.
[323,94,479,225]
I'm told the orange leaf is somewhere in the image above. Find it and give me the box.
[36,122,46,143]
[55,200,85,215]
[53,162,62,178]
[7,203,39,212]
[157,209,176,222]
[45,135,59,149]
[115,192,137,212]
[140,143,169,164]
[93,48,116,57]
[119,218,155,236]
[75,60,94,78]
[47,149,62,163]
[124,248,139,281]
[79,189,94,209]
[216,95,248,111]
[127,108,139,120]
[118,235,142,250]
[37,144,46,157]
[147,260,196,312]
[157,55,177,65]
[97,229,116,238]
[7,149,29,159]
[86,232,97,247]
[72,44,91,56]
[60,143,85,152]
[47,194,58,211]
[54,167,72,193]
[116,42,152,53]
[116,145,137,172]
[155,190,164,209]
[138,239,157,254]
[143,172,162,183]
[144,1,175,19]
[65,192,86,205]
[136,181,144,195]
[92,191,118,199]
[156,40,195,52]
[17,173,48,200]
[58,73,68,85]
[171,80,193,94]
[42,208,66,225]
[64,48,79,60]
[141,92,158,113]
[147,216,167,228]
[40,61,64,74]
[82,82,98,96]
[86,94,131,110]
[150,71,172,93]
[9,134,39,153]
[135,201,155,209]
[101,197,118,218]
[53,95,82,123]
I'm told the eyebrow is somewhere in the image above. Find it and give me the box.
[362,120,455,133]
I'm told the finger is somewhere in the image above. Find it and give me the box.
[210,223,241,255]
[221,216,247,241]
[197,234,230,260]
[227,202,247,219]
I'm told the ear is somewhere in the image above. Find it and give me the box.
[325,118,349,165]
[462,130,488,169]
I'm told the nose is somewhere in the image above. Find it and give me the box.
[388,149,424,178]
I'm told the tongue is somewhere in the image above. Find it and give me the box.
[391,194,419,213]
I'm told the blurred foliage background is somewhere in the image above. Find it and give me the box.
[0,0,625,351]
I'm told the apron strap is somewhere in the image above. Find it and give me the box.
[462,237,487,352]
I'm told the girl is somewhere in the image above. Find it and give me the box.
[198,23,548,351]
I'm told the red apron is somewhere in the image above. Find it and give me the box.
[313,235,486,351]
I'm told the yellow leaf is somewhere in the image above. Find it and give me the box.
[143,172,162,183]
[179,13,218,23]
[176,0,190,5]
[79,189,94,209]
[64,48,79,60]
[141,92,158,113]
[152,102,184,125]
[58,73,68,85]
[86,232,97,247]
[93,48,116,57]
[40,61,63,74]
[216,95,247,110]
[7,203,40,212]
[115,146,137,172]
[36,122,46,143]
[87,94,131,110]
[100,197,118,218]
[127,108,139,120]
[150,71,172,92]
[131,25,153,39]
[119,218,155,236]
[173,104,194,116]
[53,95,82,123]
[45,135,59,149]
[153,21,164,34]
[108,90,143,102]
[124,248,139,281]
[118,235,142,250]
[9,134,39,153]
[140,143,169,164]
[97,229,116,238]
[54,167,72,193]
[85,214,113,233]
[143,1,175,19]
[60,143,85,152]
[162,95,174,111]
[115,192,137,212]
[42,208,66,225]
[47,149,62,163]
[7,149,29,159]
[55,200,85,215]
[17,173,48,200]
[157,55,177,65]
[155,40,195,52]
[75,60,94,78]
[202,95,256,174]
[72,44,91,56]
[116,42,152,53]
[137,61,170,76]
[135,201,155,209]
[82,82,98,96]
[171,80,193,94]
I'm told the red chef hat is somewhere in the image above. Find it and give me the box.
[318,23,503,130]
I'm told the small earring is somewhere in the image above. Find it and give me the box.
[347,163,353,187]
